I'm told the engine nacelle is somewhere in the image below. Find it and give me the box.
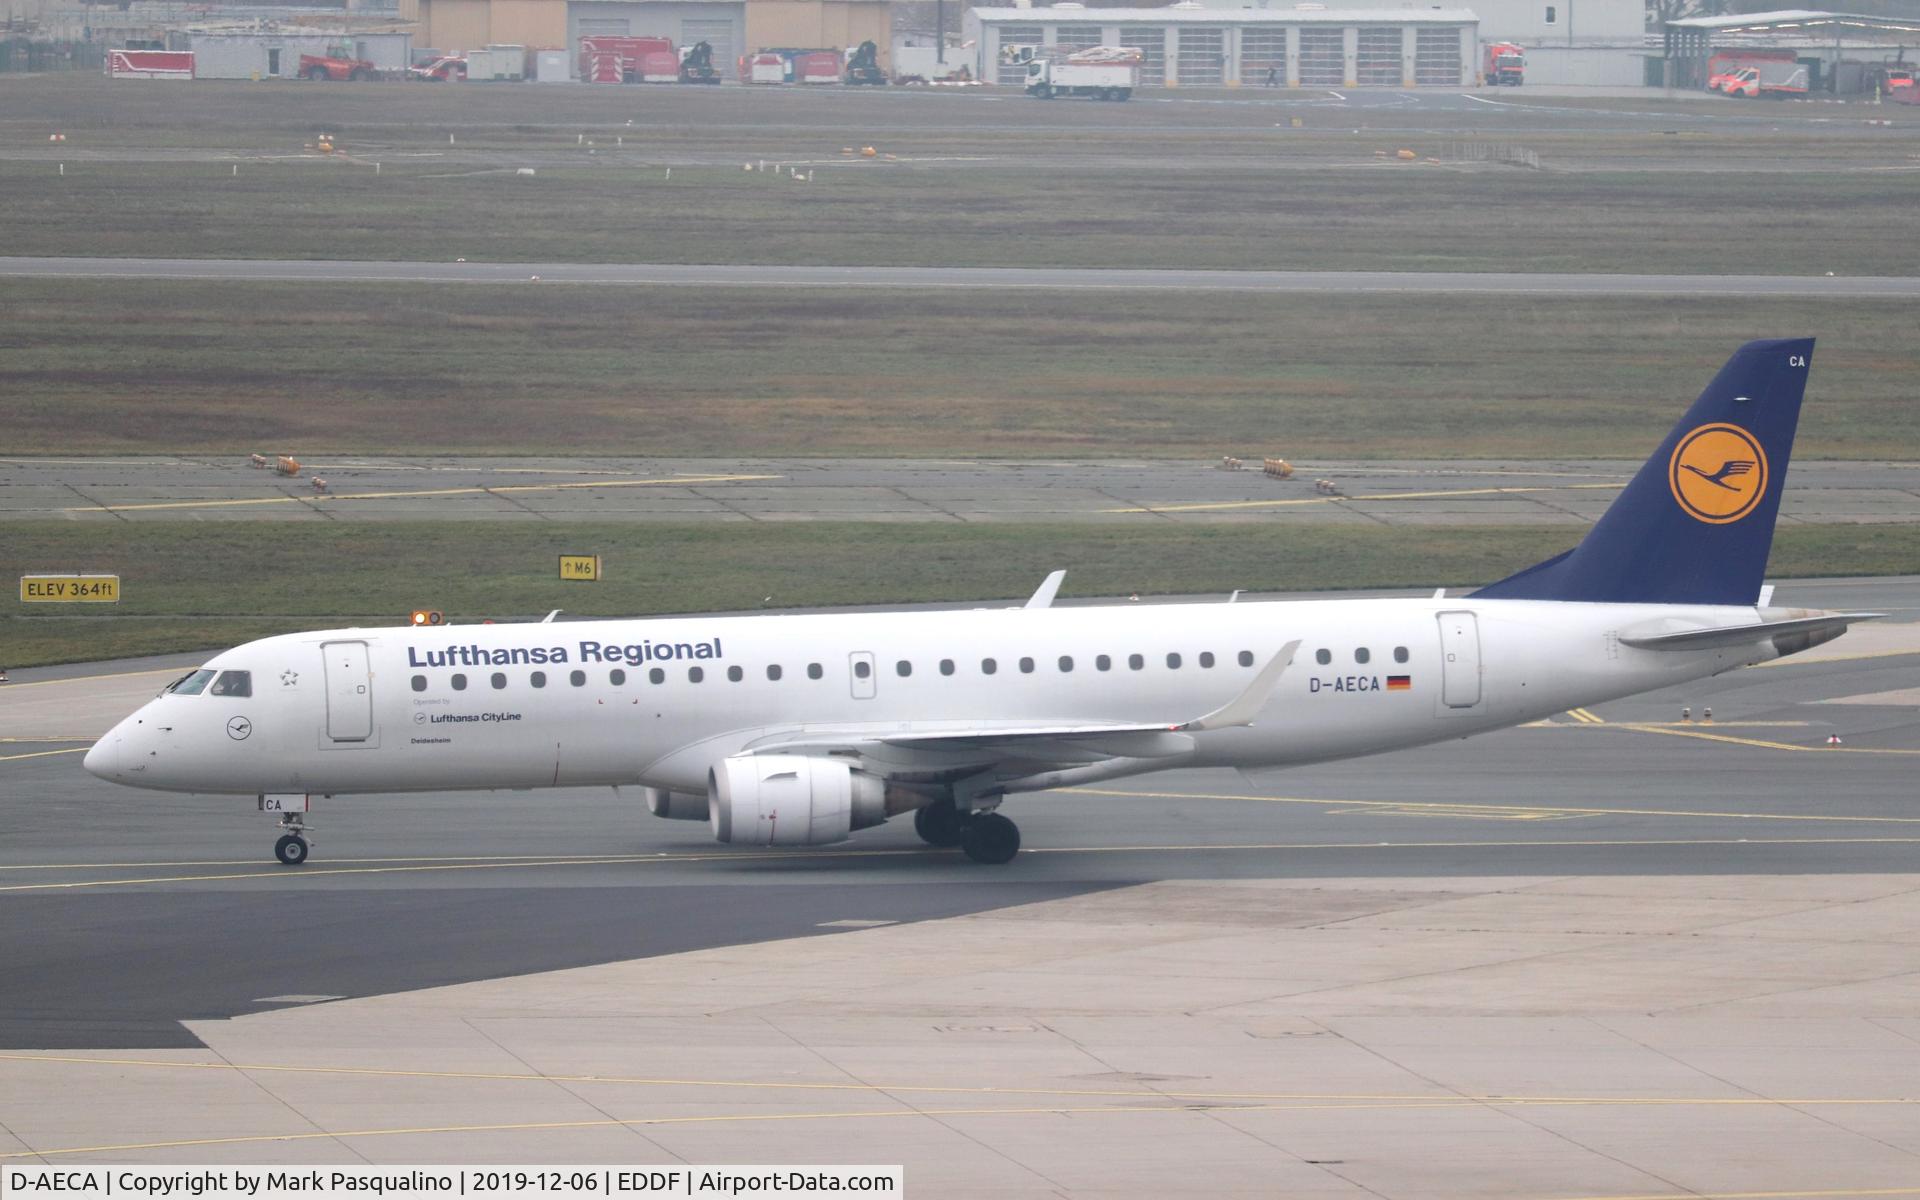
[708,754,888,846]
[643,787,710,822]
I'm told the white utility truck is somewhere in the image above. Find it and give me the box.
[1016,45,1141,100]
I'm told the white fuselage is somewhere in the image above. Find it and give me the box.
[85,596,1785,799]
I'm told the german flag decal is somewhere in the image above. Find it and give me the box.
[1386,676,1412,691]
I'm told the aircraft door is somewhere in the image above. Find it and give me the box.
[849,651,877,700]
[322,640,374,741]
[1437,612,1482,709]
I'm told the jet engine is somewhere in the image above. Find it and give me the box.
[642,787,709,821]
[708,754,892,846]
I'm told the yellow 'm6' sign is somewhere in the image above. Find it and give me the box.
[559,555,602,582]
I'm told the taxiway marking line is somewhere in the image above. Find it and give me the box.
[1609,724,1920,755]
[2,1052,1916,1113]
[1567,707,1605,724]
[5,837,1920,892]
[1070,787,1920,825]
[1104,482,1625,514]
[0,747,87,762]
[59,473,781,514]
[0,736,96,743]
[1754,647,1920,668]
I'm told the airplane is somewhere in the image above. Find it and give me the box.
[86,338,1880,866]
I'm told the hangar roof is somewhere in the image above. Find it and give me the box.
[1666,9,1920,35]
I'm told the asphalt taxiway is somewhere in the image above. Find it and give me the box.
[7,455,1919,525]
[2,580,1914,1191]
[6,257,1919,296]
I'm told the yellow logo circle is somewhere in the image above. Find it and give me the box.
[1668,423,1768,525]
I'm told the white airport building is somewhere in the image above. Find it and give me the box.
[966,0,1651,86]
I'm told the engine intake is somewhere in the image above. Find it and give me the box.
[708,754,888,846]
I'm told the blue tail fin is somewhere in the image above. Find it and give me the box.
[1473,338,1812,606]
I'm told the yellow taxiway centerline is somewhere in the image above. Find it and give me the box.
[1069,786,1920,824]
[1104,482,1626,515]
[61,473,781,514]
[0,747,88,763]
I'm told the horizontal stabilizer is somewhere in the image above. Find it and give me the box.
[1620,612,1884,652]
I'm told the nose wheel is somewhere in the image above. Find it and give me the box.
[272,812,312,866]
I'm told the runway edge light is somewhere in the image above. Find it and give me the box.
[410,609,445,626]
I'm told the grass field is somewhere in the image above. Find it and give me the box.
[2,75,1917,273]
[5,520,1917,667]
[5,281,1913,458]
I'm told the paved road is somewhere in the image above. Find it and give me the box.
[5,256,1917,296]
[1,578,1915,1049]
[7,455,1919,525]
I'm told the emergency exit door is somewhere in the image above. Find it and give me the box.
[323,640,374,741]
[1436,611,1482,709]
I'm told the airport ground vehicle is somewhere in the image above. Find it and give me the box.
[845,39,886,84]
[407,54,466,81]
[85,341,1875,869]
[580,35,671,83]
[1706,50,1796,93]
[680,40,721,83]
[1722,61,1809,98]
[1482,41,1524,86]
[300,53,378,81]
[1020,47,1141,100]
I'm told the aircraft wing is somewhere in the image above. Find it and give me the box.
[1619,612,1884,652]
[744,641,1299,764]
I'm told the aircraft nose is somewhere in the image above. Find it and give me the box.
[83,733,122,780]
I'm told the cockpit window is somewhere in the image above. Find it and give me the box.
[165,669,216,696]
[210,670,252,697]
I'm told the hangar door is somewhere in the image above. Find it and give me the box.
[1176,27,1224,85]
[1117,27,1164,85]
[1356,26,1401,85]
[1054,26,1104,53]
[577,17,630,36]
[1414,26,1462,85]
[996,24,1041,84]
[1436,612,1482,709]
[1239,27,1286,84]
[682,19,732,77]
[1297,27,1343,86]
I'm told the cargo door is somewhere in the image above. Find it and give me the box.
[849,651,877,700]
[322,640,374,741]
[1436,612,1482,709]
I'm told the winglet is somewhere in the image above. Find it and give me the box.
[1178,640,1300,732]
[1025,570,1066,610]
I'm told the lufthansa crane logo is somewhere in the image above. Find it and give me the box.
[1669,423,1768,525]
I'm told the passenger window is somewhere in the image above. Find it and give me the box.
[1019,657,1035,674]
[1238,650,1255,667]
[1394,646,1409,663]
[982,657,998,675]
[610,669,626,686]
[649,667,665,685]
[689,666,705,683]
[409,674,426,694]
[570,670,586,686]
[167,668,217,696]
[531,671,547,688]
[767,665,783,681]
[896,660,912,677]
[807,662,823,680]
[1315,649,1331,666]
[1128,654,1144,670]
[1355,648,1371,665]
[1198,652,1215,669]
[210,670,252,697]
[728,665,744,682]
[492,672,507,690]
[854,660,871,679]
[1166,652,1182,669]
[452,673,468,691]
[1058,656,1073,673]
[939,659,955,676]
[1096,654,1111,671]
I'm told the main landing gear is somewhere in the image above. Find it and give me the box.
[273,811,312,866]
[914,799,1021,865]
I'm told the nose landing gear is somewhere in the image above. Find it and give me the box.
[272,811,312,866]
